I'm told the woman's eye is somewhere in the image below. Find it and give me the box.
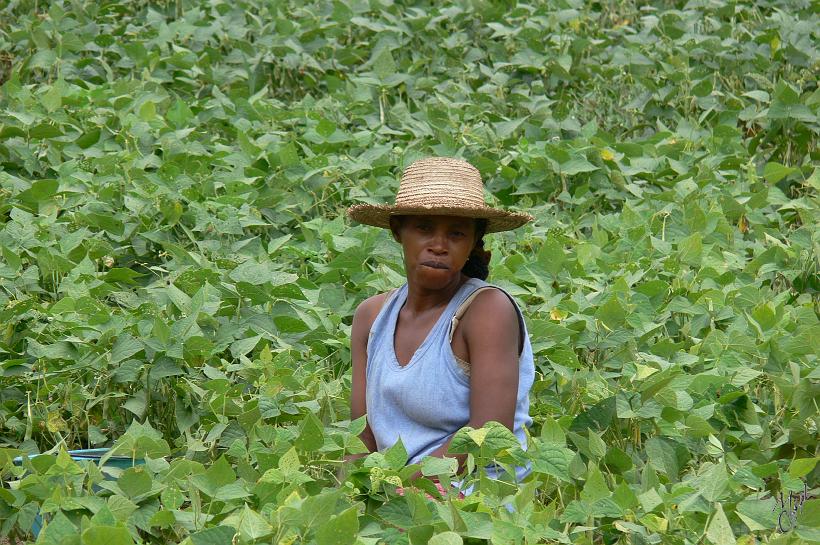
[452,231,465,237]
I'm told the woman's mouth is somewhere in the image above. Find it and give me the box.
[421,261,449,270]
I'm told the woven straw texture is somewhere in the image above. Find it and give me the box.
[347,157,533,233]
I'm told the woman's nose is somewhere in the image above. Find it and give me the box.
[429,230,448,252]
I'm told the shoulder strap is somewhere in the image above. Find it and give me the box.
[448,286,525,357]
[448,286,496,343]
[368,288,397,338]
[378,288,397,315]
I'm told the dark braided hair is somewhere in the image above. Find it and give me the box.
[461,218,490,280]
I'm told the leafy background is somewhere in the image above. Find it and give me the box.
[0,0,817,543]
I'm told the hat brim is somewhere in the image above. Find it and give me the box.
[347,203,533,234]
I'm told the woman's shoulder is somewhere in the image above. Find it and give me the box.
[458,281,524,351]
[463,284,519,318]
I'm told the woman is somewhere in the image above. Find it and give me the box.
[346,157,535,490]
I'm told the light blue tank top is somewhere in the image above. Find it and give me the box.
[365,277,535,483]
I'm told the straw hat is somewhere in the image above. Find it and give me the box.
[347,157,533,233]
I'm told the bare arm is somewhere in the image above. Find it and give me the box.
[464,289,520,431]
[348,293,390,458]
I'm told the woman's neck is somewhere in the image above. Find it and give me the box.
[403,274,469,316]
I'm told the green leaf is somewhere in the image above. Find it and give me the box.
[122,390,147,418]
[743,90,769,102]
[540,416,566,445]
[315,506,358,545]
[296,411,324,452]
[42,81,64,112]
[148,510,175,529]
[595,297,626,330]
[587,430,607,459]
[428,531,463,545]
[28,179,59,202]
[493,118,526,139]
[788,457,818,478]
[639,368,682,402]
[235,505,273,541]
[81,526,134,545]
[692,78,713,97]
[705,503,735,545]
[229,334,262,358]
[118,467,152,499]
[581,466,610,503]
[191,455,236,495]
[28,49,56,70]
[477,422,519,458]
[384,438,408,470]
[645,437,680,481]
[560,499,592,523]
[278,447,301,472]
[110,334,143,364]
[560,157,598,175]
[570,396,616,432]
[190,526,237,545]
[768,81,814,120]
[421,456,458,477]
[678,232,703,267]
[89,504,118,526]
[530,441,574,482]
[316,118,336,138]
[796,498,820,528]
[161,487,184,510]
[150,358,183,379]
[537,236,566,276]
[167,98,194,128]
[299,489,344,530]
[348,415,367,437]
[638,488,663,512]
[763,162,797,184]
[107,495,138,522]
[735,496,779,531]
[27,339,76,360]
[603,446,633,473]
[372,49,397,81]
[229,260,297,286]
[612,481,639,511]
[467,427,489,446]
[38,511,80,545]
[278,142,299,167]
[527,320,573,346]
[699,462,729,502]
[1,244,22,270]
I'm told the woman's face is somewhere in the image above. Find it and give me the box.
[391,215,478,289]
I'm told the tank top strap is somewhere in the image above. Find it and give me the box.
[446,280,527,353]
[448,285,496,343]
[417,279,480,343]
[367,285,406,349]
